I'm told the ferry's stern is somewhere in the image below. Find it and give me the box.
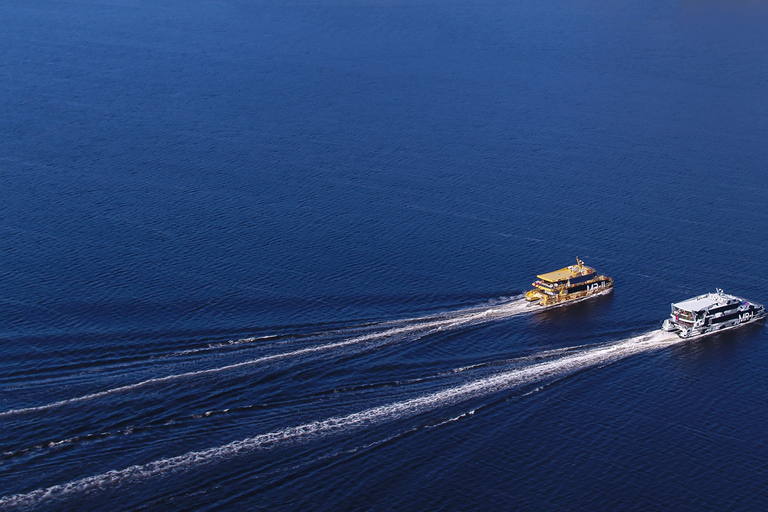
[525,289,544,303]
[661,318,677,332]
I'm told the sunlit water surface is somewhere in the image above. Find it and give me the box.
[1,0,768,509]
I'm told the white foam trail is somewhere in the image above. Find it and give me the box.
[0,298,530,418]
[172,334,282,356]
[177,297,527,356]
[0,330,681,509]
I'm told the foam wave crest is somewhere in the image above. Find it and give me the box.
[0,330,680,509]
[0,297,530,418]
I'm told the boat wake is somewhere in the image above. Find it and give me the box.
[0,329,682,509]
[0,296,531,418]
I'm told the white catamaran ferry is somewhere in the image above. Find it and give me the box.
[661,289,766,339]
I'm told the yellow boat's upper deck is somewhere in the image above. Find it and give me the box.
[535,258,595,283]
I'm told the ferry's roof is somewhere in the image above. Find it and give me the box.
[673,295,723,312]
[536,268,577,282]
[537,266,596,283]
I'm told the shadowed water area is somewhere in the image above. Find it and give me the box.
[1,0,768,509]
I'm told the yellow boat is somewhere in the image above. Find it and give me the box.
[525,258,614,307]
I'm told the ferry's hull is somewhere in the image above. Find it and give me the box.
[662,307,767,339]
[525,278,614,307]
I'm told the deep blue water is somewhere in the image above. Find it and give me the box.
[2,0,768,509]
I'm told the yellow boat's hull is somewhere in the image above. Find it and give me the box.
[526,278,614,307]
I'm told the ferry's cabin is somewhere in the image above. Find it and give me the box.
[670,306,698,326]
[535,267,595,289]
[670,295,741,325]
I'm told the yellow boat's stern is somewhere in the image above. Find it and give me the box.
[525,289,544,303]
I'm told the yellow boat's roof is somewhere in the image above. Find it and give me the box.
[536,267,579,283]
[536,258,596,283]
[537,265,595,283]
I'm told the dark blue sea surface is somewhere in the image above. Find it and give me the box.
[2,0,768,509]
